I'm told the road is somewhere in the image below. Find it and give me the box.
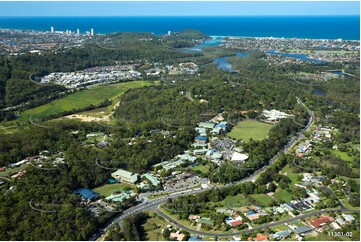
[89,97,315,241]
[156,207,359,238]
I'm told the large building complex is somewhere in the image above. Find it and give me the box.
[111,169,139,184]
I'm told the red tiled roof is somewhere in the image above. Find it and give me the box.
[310,216,334,228]
[255,233,269,241]
[229,220,243,226]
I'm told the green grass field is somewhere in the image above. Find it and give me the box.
[220,194,252,208]
[93,183,135,197]
[249,194,275,206]
[271,224,290,232]
[272,189,294,203]
[227,120,273,141]
[280,164,301,185]
[191,164,210,174]
[330,150,354,162]
[21,81,151,120]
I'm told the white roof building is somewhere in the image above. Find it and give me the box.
[336,217,346,226]
[262,109,293,122]
[231,152,249,162]
[342,214,355,223]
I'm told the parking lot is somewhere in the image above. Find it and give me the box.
[163,173,208,192]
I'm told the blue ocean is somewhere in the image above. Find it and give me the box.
[0,16,359,40]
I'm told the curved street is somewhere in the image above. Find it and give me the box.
[90,97,317,241]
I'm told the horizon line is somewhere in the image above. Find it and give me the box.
[0,15,359,17]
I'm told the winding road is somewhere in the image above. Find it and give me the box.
[89,97,338,241]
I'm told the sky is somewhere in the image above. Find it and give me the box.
[0,1,359,17]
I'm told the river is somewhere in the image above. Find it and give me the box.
[182,36,249,71]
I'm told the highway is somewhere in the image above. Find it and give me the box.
[89,97,315,241]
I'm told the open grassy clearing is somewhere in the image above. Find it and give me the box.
[280,164,302,185]
[272,189,294,203]
[218,194,252,208]
[270,224,290,232]
[249,194,275,206]
[190,164,210,174]
[227,120,273,142]
[142,212,169,241]
[330,149,354,162]
[93,183,135,197]
[21,81,152,120]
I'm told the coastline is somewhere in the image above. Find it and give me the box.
[0,15,359,40]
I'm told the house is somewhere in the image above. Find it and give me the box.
[330,222,341,230]
[342,214,355,223]
[294,226,313,236]
[228,220,243,227]
[142,173,160,186]
[73,188,100,201]
[189,215,200,221]
[246,212,261,221]
[272,230,291,240]
[170,232,185,241]
[254,233,269,241]
[111,169,139,184]
[310,216,334,229]
[281,203,295,211]
[336,217,346,226]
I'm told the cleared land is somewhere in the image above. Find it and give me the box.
[249,194,275,206]
[143,212,169,241]
[330,149,354,162]
[21,81,151,120]
[227,120,273,141]
[220,194,252,208]
[273,189,294,203]
[93,183,135,197]
[190,164,210,174]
